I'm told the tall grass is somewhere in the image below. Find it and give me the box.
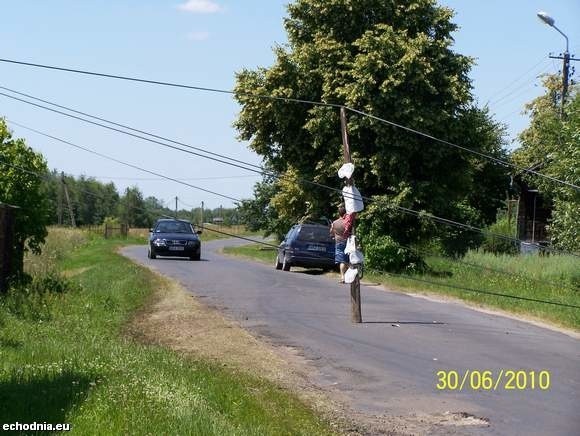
[0,229,335,435]
[372,249,580,329]
[24,227,88,276]
[461,250,580,288]
[224,243,580,330]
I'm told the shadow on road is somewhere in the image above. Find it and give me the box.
[292,269,334,276]
[362,321,446,325]
[153,258,209,262]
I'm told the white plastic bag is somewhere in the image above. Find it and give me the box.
[349,249,364,265]
[337,163,355,179]
[342,185,364,213]
[344,235,357,254]
[344,267,359,284]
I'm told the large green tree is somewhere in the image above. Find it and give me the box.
[513,76,579,251]
[234,0,508,250]
[0,118,50,275]
[118,186,150,228]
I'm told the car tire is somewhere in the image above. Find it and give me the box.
[282,254,291,271]
[148,247,156,259]
[190,250,201,261]
[275,253,283,270]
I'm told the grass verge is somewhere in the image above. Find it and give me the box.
[0,230,336,435]
[223,244,580,331]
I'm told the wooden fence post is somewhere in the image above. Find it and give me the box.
[0,204,18,293]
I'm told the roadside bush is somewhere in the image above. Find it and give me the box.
[103,216,121,227]
[436,201,485,257]
[481,215,518,255]
[1,271,73,321]
[362,234,426,273]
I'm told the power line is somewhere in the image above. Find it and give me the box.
[178,198,198,209]
[490,66,554,112]
[344,107,579,191]
[0,158,173,220]
[197,226,580,310]
[5,115,578,257]
[0,91,266,177]
[0,85,267,176]
[1,61,578,190]
[2,143,579,303]
[365,267,580,310]
[490,62,553,106]
[6,119,242,203]
[397,243,580,293]
[69,174,260,182]
[486,57,551,102]
[0,58,341,109]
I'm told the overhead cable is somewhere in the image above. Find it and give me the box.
[0,61,577,190]
[5,114,578,257]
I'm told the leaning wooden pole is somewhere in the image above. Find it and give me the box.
[340,107,362,323]
[62,173,76,228]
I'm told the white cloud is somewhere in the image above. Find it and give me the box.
[177,0,223,14]
[187,31,210,41]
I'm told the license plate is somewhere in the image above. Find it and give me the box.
[169,246,185,251]
[308,245,327,252]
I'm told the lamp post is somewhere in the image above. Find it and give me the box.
[537,11,571,109]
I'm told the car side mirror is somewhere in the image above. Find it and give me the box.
[196,230,203,235]
[149,228,154,233]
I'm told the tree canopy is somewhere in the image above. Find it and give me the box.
[0,118,50,274]
[234,0,509,250]
[513,76,579,251]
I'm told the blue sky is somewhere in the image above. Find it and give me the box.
[1,0,578,209]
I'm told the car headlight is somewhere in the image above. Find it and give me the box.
[187,240,197,246]
[153,238,167,247]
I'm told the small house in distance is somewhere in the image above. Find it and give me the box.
[514,168,552,252]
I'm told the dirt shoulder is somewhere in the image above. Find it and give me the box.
[125,264,491,435]
[125,273,361,434]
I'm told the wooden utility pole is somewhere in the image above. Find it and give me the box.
[62,172,76,227]
[57,173,63,226]
[340,107,362,323]
[175,196,178,219]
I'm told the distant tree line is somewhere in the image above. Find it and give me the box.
[42,171,242,228]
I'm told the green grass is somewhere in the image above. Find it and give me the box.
[223,245,277,264]
[0,230,335,435]
[225,244,580,330]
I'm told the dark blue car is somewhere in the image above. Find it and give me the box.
[148,219,202,260]
[275,223,335,271]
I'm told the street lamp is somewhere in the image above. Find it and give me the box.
[537,11,570,108]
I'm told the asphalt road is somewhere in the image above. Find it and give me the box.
[123,239,580,436]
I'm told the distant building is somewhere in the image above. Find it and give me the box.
[514,164,552,249]
[212,217,224,224]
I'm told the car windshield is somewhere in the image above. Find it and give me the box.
[156,221,193,234]
[296,226,333,242]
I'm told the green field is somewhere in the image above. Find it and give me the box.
[223,244,580,330]
[0,229,335,435]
